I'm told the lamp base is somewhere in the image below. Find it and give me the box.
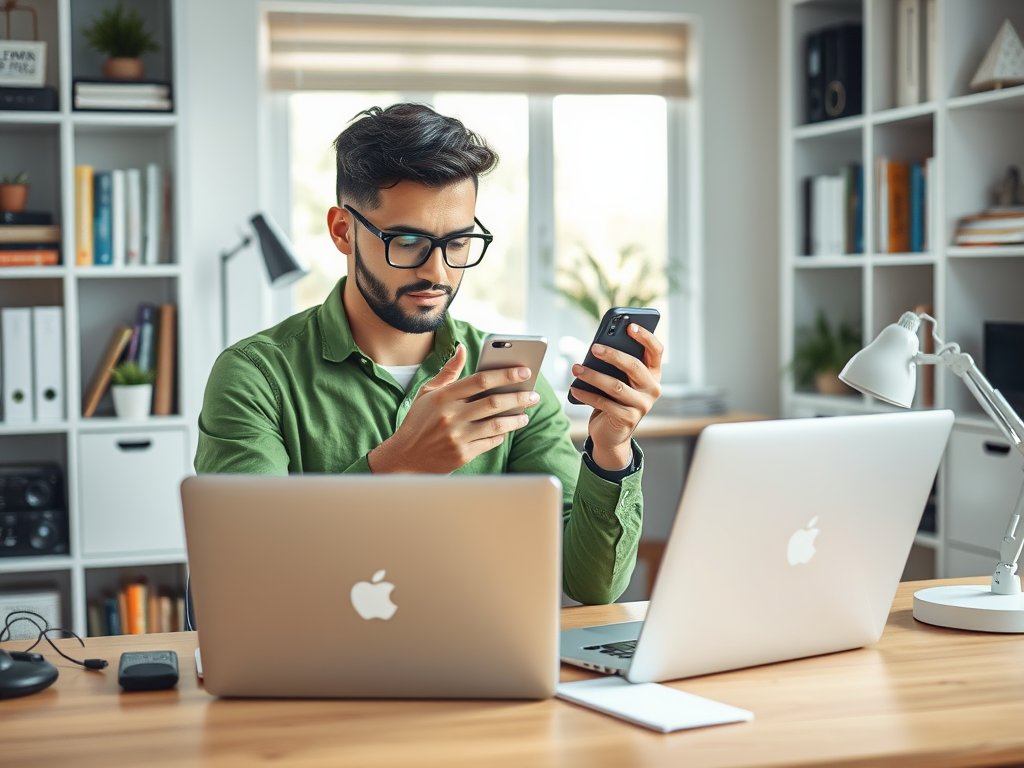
[913,585,1024,632]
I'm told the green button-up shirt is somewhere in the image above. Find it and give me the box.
[195,278,643,604]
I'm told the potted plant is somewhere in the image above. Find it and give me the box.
[790,310,862,395]
[110,361,155,419]
[82,2,160,82]
[0,172,29,212]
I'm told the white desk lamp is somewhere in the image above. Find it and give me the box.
[840,310,1024,632]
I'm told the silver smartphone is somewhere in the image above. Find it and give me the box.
[473,334,548,416]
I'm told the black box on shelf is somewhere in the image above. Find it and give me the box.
[0,464,68,558]
[985,322,1024,417]
[0,86,58,112]
[806,23,863,124]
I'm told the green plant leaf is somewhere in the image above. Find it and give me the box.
[111,361,155,386]
[83,1,161,59]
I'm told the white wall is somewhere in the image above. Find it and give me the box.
[179,0,780,422]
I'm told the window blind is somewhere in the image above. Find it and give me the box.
[266,12,689,97]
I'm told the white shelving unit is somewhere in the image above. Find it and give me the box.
[781,0,1024,579]
[0,0,189,636]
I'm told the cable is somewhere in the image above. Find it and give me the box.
[0,610,108,670]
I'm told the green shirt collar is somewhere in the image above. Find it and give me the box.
[317,276,460,365]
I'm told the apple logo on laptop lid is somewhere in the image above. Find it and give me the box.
[787,516,820,566]
[351,569,398,620]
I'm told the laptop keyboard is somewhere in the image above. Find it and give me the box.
[583,640,637,660]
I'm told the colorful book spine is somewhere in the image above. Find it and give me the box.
[111,169,126,267]
[104,596,121,636]
[74,165,94,266]
[888,161,911,253]
[0,251,60,266]
[854,164,864,254]
[153,303,176,415]
[126,168,142,266]
[93,171,113,265]
[126,581,148,635]
[910,162,924,253]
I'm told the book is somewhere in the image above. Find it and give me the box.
[104,596,121,636]
[153,304,176,415]
[910,162,924,253]
[896,0,921,107]
[111,169,126,267]
[93,171,113,266]
[76,83,171,98]
[876,156,889,253]
[81,324,133,417]
[117,590,128,635]
[136,303,157,372]
[0,250,59,266]
[0,210,52,225]
[925,0,938,101]
[126,581,148,635]
[853,164,864,254]
[87,601,104,637]
[75,165,94,266]
[888,161,911,253]
[126,323,141,363]
[144,163,162,265]
[72,79,173,112]
[126,168,142,266]
[148,590,161,633]
[74,95,173,111]
[0,224,60,243]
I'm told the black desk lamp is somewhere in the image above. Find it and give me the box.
[220,213,309,348]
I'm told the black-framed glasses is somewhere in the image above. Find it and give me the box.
[344,204,492,269]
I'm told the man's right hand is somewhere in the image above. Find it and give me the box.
[367,344,540,474]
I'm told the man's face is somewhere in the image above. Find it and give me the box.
[332,179,477,335]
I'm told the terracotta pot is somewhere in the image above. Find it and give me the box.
[815,370,855,396]
[103,57,145,81]
[0,184,28,212]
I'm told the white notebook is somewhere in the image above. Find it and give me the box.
[556,677,753,733]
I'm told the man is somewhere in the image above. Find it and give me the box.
[195,103,663,604]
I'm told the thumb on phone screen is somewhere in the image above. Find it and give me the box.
[418,343,466,398]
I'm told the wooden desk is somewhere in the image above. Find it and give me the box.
[568,411,769,442]
[5,577,1023,768]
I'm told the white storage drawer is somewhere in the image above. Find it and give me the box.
[79,429,188,557]
[946,425,1024,554]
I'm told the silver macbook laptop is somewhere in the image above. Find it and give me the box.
[561,410,954,683]
[181,474,562,699]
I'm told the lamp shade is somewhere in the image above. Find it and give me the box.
[250,213,308,287]
[839,312,921,408]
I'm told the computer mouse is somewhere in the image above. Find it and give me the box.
[0,651,58,699]
[0,650,12,672]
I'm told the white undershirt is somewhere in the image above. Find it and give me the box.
[380,364,421,392]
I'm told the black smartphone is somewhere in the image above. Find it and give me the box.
[567,307,660,405]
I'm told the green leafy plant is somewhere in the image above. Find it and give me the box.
[82,2,160,59]
[0,171,28,185]
[111,361,155,386]
[551,244,678,322]
[790,310,862,387]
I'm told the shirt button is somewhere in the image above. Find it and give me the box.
[403,399,411,407]
[361,359,370,366]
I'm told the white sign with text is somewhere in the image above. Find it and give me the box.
[0,41,47,87]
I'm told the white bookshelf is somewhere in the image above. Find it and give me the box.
[0,0,189,636]
[781,0,1024,579]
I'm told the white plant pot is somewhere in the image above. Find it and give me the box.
[112,384,153,419]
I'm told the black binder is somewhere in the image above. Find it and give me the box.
[806,23,862,124]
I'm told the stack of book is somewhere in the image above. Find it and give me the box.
[75,164,169,266]
[953,207,1024,246]
[802,164,864,256]
[0,211,60,266]
[82,302,177,418]
[875,156,935,254]
[87,578,186,637]
[72,79,172,112]
[649,384,727,417]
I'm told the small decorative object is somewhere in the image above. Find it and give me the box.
[994,166,1024,207]
[790,310,862,395]
[552,243,678,322]
[110,361,154,419]
[0,1,46,88]
[82,1,160,82]
[970,19,1024,91]
[0,171,28,212]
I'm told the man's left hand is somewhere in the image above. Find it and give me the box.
[569,323,663,471]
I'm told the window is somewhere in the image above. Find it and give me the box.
[271,10,694,383]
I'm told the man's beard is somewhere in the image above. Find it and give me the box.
[352,235,459,334]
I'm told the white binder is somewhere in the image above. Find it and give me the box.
[126,168,142,266]
[32,306,64,422]
[143,163,162,265]
[1,308,34,423]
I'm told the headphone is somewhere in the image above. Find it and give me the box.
[0,610,108,670]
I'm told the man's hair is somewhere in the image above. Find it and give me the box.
[333,103,499,208]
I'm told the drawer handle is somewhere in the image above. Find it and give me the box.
[984,442,1011,456]
[116,440,152,452]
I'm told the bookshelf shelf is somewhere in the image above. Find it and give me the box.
[782,0,1024,582]
[0,0,189,638]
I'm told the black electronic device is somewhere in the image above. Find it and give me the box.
[0,464,68,557]
[567,307,660,405]
[806,23,863,123]
[118,650,179,691]
[0,649,59,699]
[985,322,1024,416]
